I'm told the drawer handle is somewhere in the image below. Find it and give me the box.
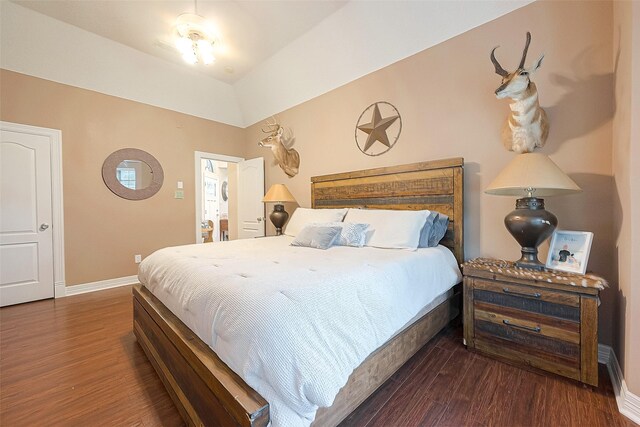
[503,287,541,299]
[503,319,541,333]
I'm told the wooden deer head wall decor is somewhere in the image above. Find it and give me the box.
[491,32,549,153]
[258,118,300,178]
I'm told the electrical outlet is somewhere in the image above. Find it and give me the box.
[134,254,142,264]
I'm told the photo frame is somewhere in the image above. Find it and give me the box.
[545,230,594,274]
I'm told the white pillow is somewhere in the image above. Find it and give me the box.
[344,208,429,249]
[284,208,348,237]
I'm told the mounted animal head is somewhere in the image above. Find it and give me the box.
[257,117,300,178]
[491,32,544,99]
[258,118,284,148]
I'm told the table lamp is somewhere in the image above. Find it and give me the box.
[485,153,581,270]
[262,184,297,235]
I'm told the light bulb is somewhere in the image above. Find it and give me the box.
[196,39,212,54]
[201,51,215,65]
[182,49,197,64]
[175,37,192,55]
[196,39,214,64]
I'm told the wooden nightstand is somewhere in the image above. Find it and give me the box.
[462,258,607,386]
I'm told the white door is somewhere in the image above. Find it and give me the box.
[237,157,265,239]
[0,130,54,306]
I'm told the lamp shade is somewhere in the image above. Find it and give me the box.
[485,153,581,197]
[262,184,297,203]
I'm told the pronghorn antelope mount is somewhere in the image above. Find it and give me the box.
[492,32,549,154]
[258,119,300,178]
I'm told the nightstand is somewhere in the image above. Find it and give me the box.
[462,258,607,386]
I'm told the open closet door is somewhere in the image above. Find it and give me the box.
[237,157,265,239]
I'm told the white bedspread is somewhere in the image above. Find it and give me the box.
[138,236,461,427]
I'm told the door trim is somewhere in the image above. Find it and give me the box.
[1,121,65,298]
[194,151,244,243]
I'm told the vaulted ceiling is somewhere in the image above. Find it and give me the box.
[13,0,349,84]
[1,1,534,127]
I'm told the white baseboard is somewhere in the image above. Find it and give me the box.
[54,281,66,298]
[599,344,640,425]
[62,275,138,297]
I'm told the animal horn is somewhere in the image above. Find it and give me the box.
[490,47,509,77]
[261,119,280,133]
[267,116,279,127]
[519,32,532,69]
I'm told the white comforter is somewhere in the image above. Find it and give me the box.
[138,236,461,427]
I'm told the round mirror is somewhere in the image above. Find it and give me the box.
[102,148,163,200]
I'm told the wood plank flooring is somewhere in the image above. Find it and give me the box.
[1,286,182,427]
[1,286,634,427]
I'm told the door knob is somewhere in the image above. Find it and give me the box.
[257,217,262,222]
[40,223,50,231]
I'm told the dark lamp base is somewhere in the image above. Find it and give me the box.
[515,251,546,270]
[504,197,557,270]
[269,204,289,236]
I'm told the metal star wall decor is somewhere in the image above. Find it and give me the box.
[355,101,402,156]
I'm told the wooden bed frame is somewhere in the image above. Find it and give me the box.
[133,158,464,427]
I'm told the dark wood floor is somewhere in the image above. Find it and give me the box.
[0,286,635,427]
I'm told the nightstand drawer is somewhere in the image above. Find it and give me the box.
[473,298,581,378]
[474,279,580,307]
[474,318,579,359]
[473,285,580,322]
[474,301,580,343]
[474,337,581,381]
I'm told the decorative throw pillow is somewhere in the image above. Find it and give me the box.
[284,208,348,237]
[290,225,342,250]
[312,222,370,247]
[428,213,450,247]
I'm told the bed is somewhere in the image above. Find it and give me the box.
[133,157,464,426]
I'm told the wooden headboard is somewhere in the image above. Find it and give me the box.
[311,158,464,265]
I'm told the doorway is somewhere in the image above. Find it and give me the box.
[202,159,223,242]
[194,152,266,243]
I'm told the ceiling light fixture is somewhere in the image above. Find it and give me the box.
[175,0,216,65]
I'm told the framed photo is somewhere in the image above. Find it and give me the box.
[546,230,594,274]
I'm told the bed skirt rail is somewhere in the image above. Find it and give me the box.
[132,284,269,427]
[312,285,461,426]
[133,283,460,427]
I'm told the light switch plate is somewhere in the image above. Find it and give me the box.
[174,190,184,199]
[177,181,183,189]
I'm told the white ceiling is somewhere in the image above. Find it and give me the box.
[2,1,535,127]
[13,0,348,83]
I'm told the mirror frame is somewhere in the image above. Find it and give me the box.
[102,148,164,200]
[221,180,228,201]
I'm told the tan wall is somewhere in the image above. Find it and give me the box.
[612,0,640,394]
[0,70,246,286]
[245,1,618,345]
[0,1,628,357]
